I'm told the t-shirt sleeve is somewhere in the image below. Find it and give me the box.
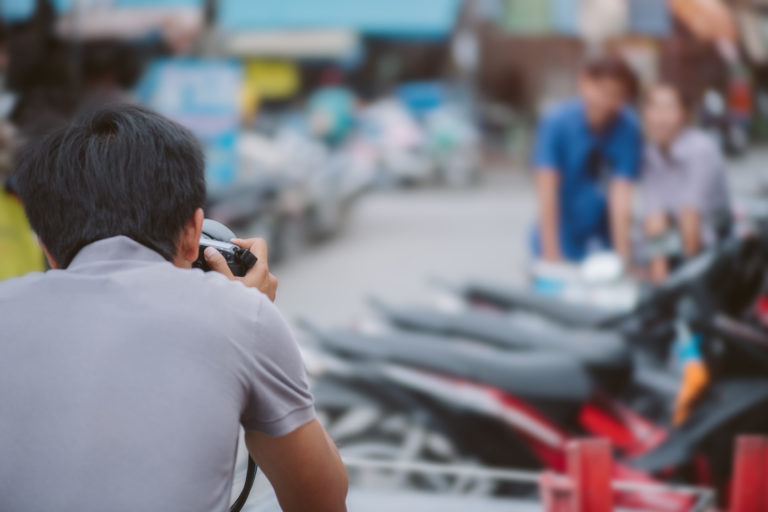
[531,112,561,171]
[239,299,315,437]
[613,115,643,180]
[640,181,659,218]
[641,181,666,219]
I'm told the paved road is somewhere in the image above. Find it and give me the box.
[273,170,535,333]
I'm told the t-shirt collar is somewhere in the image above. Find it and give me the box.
[68,236,168,269]
[648,129,692,166]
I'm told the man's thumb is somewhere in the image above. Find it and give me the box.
[204,247,235,279]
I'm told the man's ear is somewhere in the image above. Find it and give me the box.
[39,238,59,269]
[174,208,204,267]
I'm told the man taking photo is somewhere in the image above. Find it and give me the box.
[532,53,642,264]
[0,103,348,512]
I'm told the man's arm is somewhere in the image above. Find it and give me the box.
[644,212,670,283]
[610,112,642,266]
[208,238,347,510]
[536,169,562,261]
[531,109,564,262]
[675,136,720,259]
[678,208,702,257]
[246,420,348,512]
[609,178,634,265]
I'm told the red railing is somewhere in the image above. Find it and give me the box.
[541,435,768,512]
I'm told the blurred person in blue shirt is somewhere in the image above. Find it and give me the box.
[532,54,642,263]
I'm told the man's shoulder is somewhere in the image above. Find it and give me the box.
[536,100,584,146]
[1,264,271,326]
[119,266,280,355]
[0,270,46,299]
[541,99,582,124]
[172,267,271,320]
[679,128,719,153]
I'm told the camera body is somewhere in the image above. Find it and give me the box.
[192,220,257,277]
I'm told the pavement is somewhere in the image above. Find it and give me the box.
[244,488,539,512]
[272,169,535,332]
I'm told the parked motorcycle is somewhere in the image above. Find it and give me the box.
[302,233,768,508]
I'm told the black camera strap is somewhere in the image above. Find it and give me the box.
[230,457,257,512]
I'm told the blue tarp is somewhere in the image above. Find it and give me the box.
[134,58,243,189]
[217,0,463,39]
[396,81,448,117]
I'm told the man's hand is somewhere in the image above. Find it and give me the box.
[204,238,278,301]
[678,208,702,258]
[644,213,670,284]
[609,178,634,266]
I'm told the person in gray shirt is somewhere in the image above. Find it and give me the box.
[640,83,731,282]
[0,104,348,512]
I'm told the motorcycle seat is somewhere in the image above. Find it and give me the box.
[462,281,622,328]
[373,300,630,372]
[311,328,594,402]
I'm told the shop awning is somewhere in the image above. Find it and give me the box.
[216,0,463,39]
[220,29,361,59]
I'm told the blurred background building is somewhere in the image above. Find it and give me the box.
[1,0,766,173]
[3,0,762,261]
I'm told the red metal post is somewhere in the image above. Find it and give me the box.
[730,435,768,512]
[567,438,614,512]
[539,471,573,512]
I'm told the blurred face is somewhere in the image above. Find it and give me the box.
[643,86,686,147]
[579,75,628,130]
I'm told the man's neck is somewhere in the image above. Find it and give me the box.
[172,254,193,269]
[585,115,613,135]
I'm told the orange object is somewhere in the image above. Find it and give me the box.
[673,360,710,426]
[669,0,737,42]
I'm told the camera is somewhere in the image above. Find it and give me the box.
[192,219,258,277]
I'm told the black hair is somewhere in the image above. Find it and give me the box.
[582,53,639,101]
[13,102,206,267]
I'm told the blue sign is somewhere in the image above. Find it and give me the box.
[135,58,243,190]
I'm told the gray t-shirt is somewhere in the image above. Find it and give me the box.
[640,128,730,245]
[0,236,315,512]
